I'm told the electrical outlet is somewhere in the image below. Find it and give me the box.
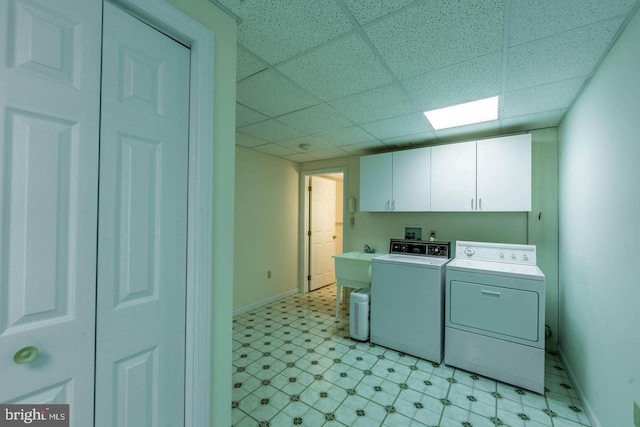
[267,270,272,279]
[634,401,640,427]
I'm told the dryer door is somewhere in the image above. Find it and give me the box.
[448,279,541,344]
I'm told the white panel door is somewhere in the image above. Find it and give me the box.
[0,1,101,425]
[431,141,477,211]
[310,177,336,291]
[392,147,431,211]
[476,134,532,211]
[95,3,190,426]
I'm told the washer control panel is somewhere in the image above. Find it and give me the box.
[389,239,450,259]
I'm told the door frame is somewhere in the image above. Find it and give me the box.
[299,167,346,294]
[108,1,214,425]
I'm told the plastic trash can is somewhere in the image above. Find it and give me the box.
[350,288,370,341]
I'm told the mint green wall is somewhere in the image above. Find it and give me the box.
[558,8,640,427]
[166,1,237,426]
[234,147,300,310]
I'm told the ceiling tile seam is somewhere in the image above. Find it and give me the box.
[269,105,361,134]
[356,0,427,28]
[236,102,271,124]
[506,12,636,49]
[308,123,376,140]
[271,29,359,69]
[332,0,435,137]
[236,45,269,83]
[503,74,590,96]
[499,0,513,131]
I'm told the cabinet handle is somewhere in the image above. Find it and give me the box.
[386,200,390,211]
[479,198,482,210]
[471,198,474,210]
[391,200,396,211]
[481,290,501,298]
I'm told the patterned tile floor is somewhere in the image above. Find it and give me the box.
[232,285,591,427]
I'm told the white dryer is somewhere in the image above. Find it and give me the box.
[371,239,450,363]
[445,241,545,394]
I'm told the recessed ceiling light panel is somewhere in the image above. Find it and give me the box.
[423,96,499,130]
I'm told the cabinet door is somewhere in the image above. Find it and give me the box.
[431,141,477,211]
[477,134,531,211]
[360,152,392,211]
[393,147,430,211]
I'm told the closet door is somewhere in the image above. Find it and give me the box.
[95,3,190,426]
[0,1,102,425]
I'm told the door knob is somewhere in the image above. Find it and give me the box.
[13,346,39,365]
[333,235,337,239]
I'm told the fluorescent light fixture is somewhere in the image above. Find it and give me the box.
[423,96,499,130]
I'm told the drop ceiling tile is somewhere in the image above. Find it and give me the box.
[502,77,585,119]
[342,0,416,26]
[277,33,394,101]
[434,120,500,142]
[276,104,354,135]
[252,143,297,157]
[236,103,269,127]
[509,0,636,46]
[276,136,332,153]
[217,0,353,64]
[238,119,305,143]
[237,46,269,81]
[381,131,435,147]
[236,132,269,148]
[283,152,318,163]
[237,69,321,117]
[506,17,624,91]
[315,126,376,146]
[340,140,387,155]
[364,0,504,80]
[402,52,502,111]
[361,113,432,139]
[307,148,352,160]
[328,84,416,124]
[501,109,565,133]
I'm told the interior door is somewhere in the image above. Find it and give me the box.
[309,176,336,291]
[0,1,102,425]
[94,3,190,426]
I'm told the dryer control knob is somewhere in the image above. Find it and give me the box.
[464,247,475,257]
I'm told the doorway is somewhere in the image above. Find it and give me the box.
[301,169,346,293]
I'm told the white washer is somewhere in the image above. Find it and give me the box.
[445,241,546,393]
[370,239,450,363]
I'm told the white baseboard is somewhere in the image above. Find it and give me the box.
[233,289,299,316]
[557,347,602,427]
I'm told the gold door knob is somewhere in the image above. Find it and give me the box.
[333,235,337,239]
[13,346,39,365]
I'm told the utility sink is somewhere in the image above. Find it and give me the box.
[332,252,378,288]
[332,252,378,318]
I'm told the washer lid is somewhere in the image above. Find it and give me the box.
[374,253,450,267]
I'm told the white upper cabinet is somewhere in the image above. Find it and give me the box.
[360,147,431,212]
[360,152,393,211]
[476,134,531,212]
[431,141,477,211]
[431,134,532,212]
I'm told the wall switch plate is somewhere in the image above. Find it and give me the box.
[267,270,272,279]
[634,401,640,427]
